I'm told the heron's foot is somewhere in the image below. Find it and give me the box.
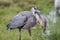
[30,36,32,40]
[19,38,21,40]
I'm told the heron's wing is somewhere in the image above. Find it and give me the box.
[10,15,27,28]
[23,16,36,29]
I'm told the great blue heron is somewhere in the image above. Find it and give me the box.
[7,7,47,40]
[54,0,60,14]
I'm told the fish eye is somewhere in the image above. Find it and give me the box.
[35,11,37,14]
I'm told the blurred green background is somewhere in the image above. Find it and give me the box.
[0,0,60,40]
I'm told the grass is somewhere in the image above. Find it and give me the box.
[0,0,60,40]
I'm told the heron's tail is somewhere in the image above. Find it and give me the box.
[7,24,10,30]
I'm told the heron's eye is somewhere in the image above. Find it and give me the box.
[34,7,38,10]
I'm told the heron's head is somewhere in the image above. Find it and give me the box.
[31,6,40,16]
[31,6,41,24]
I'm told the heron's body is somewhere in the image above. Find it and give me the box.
[8,11,36,29]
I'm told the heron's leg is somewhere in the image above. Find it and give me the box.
[28,29,32,40]
[19,29,21,40]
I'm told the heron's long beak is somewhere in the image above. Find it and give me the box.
[35,13,41,24]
